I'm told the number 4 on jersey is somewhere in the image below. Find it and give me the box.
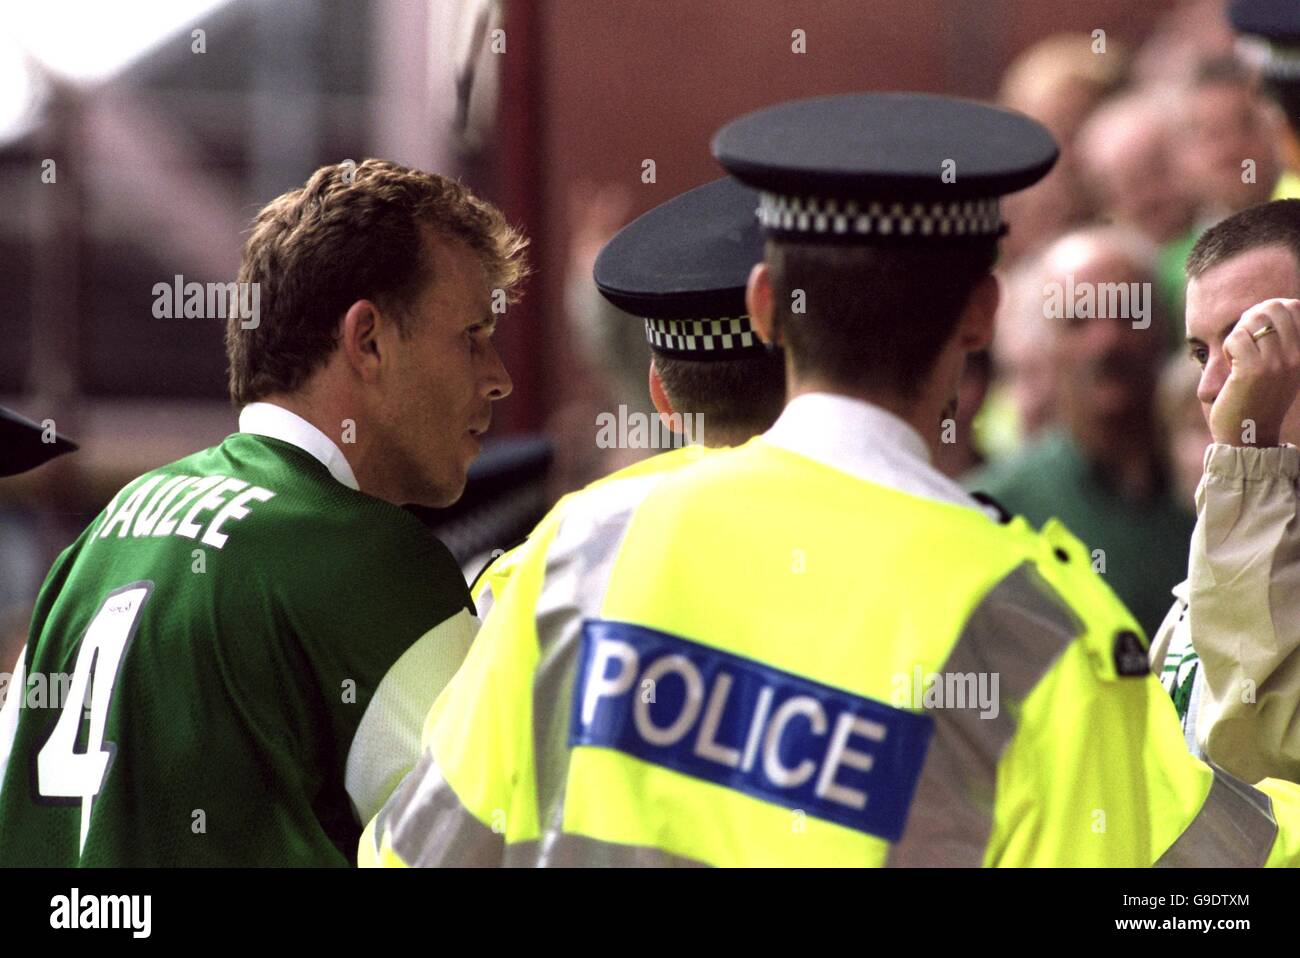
[36,582,152,855]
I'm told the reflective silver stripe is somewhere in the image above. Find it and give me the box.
[385,749,504,867]
[507,833,707,868]
[345,608,477,825]
[887,563,1081,866]
[529,474,668,864]
[475,580,496,621]
[1156,767,1278,867]
[384,474,666,868]
[367,788,392,862]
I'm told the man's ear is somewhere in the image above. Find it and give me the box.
[648,358,683,433]
[956,273,1000,352]
[746,262,778,346]
[340,299,383,382]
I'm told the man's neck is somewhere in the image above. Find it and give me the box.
[257,392,342,446]
[256,391,375,494]
[787,379,945,459]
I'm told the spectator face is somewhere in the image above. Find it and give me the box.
[1180,82,1279,215]
[1186,244,1300,446]
[1082,111,1195,245]
[1001,336,1057,439]
[993,269,1058,439]
[1050,245,1161,428]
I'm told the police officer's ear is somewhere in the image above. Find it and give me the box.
[955,273,1000,352]
[746,262,778,347]
[647,359,679,430]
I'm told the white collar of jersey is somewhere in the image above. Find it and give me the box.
[238,402,360,491]
[761,392,983,513]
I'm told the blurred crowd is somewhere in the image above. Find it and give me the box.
[970,0,1287,636]
[562,0,1286,639]
[0,1,1287,656]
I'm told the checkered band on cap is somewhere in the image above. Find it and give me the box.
[1237,36,1300,79]
[644,316,763,359]
[756,191,1003,239]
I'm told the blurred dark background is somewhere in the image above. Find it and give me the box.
[2,0,1250,652]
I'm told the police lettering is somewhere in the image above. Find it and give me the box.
[581,636,885,811]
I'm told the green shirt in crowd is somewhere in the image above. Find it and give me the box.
[967,431,1194,639]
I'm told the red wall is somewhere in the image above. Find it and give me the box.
[496,0,1185,431]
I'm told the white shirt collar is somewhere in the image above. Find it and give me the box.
[762,392,984,513]
[238,402,360,491]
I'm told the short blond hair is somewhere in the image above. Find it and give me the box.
[226,158,530,406]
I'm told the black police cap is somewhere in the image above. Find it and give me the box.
[0,406,77,477]
[1230,0,1300,79]
[1231,0,1300,45]
[711,92,1058,243]
[594,176,766,361]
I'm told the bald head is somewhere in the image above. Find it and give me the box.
[1030,228,1165,440]
[1077,92,1194,244]
[1039,227,1159,288]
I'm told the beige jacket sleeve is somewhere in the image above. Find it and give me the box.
[1189,442,1300,783]
[1147,582,1187,674]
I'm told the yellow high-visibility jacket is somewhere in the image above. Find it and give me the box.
[363,399,1300,867]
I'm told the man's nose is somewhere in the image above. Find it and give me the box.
[481,340,513,401]
[1197,354,1228,406]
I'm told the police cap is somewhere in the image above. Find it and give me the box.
[593,176,765,361]
[711,92,1058,244]
[1230,0,1300,79]
[0,405,77,478]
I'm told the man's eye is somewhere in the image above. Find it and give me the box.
[1189,347,1208,367]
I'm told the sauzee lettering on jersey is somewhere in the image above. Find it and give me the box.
[571,620,933,840]
[95,474,275,549]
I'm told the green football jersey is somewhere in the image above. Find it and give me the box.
[0,432,474,866]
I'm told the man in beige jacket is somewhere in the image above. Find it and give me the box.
[1150,198,1300,784]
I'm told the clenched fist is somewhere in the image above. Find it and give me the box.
[1209,298,1300,447]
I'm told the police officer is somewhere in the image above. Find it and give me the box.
[1230,0,1300,200]
[366,93,1300,866]
[359,176,787,864]
[467,176,786,624]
